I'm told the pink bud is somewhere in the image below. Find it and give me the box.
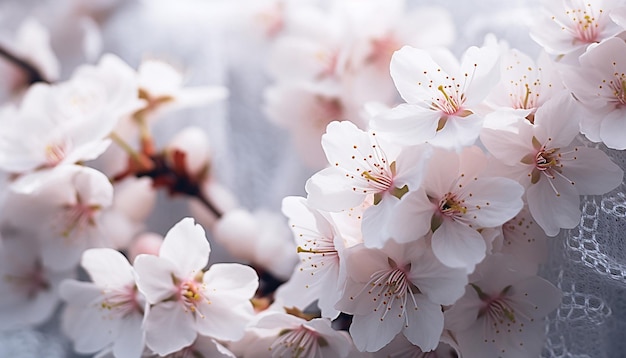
[128,232,164,263]
[212,209,258,262]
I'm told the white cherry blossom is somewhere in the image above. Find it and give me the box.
[134,217,258,356]
[275,196,346,319]
[562,37,626,149]
[481,92,624,236]
[305,121,431,247]
[388,147,525,270]
[370,45,499,149]
[0,54,141,193]
[60,248,145,358]
[530,0,624,60]
[336,240,467,352]
[445,254,562,358]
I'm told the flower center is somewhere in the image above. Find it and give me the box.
[608,75,626,106]
[100,284,143,318]
[270,326,326,358]
[434,84,466,116]
[438,193,467,217]
[59,194,100,238]
[44,140,71,167]
[178,279,208,317]
[553,2,605,44]
[523,136,577,194]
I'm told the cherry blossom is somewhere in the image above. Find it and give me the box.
[445,254,562,358]
[388,147,525,270]
[336,240,468,352]
[0,54,141,193]
[562,37,626,149]
[481,92,624,236]
[370,45,500,149]
[530,0,624,60]
[305,121,431,247]
[275,196,346,319]
[484,48,563,127]
[0,234,74,331]
[134,217,258,356]
[248,312,353,358]
[59,248,145,358]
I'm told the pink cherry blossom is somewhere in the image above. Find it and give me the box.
[481,92,624,236]
[336,240,468,352]
[445,254,562,358]
[562,37,626,149]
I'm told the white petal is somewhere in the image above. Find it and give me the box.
[133,254,177,304]
[463,177,524,228]
[349,306,403,352]
[408,250,468,305]
[387,190,434,244]
[361,195,399,248]
[144,301,197,356]
[369,104,439,146]
[113,314,145,358]
[81,248,134,288]
[402,295,444,352]
[202,263,258,299]
[561,146,623,195]
[305,167,365,212]
[159,217,210,278]
[526,178,580,237]
[194,294,252,341]
[600,108,626,149]
[431,221,486,270]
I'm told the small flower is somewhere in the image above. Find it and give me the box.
[59,248,145,358]
[370,45,499,149]
[481,92,624,235]
[445,254,562,358]
[134,218,258,356]
[336,240,467,352]
[530,0,623,59]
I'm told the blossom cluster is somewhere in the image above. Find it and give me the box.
[0,0,625,357]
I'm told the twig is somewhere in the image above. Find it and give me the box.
[0,45,49,85]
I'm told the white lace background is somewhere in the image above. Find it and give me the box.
[0,0,624,357]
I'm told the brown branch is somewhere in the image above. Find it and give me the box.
[0,45,50,85]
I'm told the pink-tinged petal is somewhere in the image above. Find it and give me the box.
[423,148,459,196]
[443,286,482,332]
[306,319,352,357]
[59,280,101,306]
[281,196,334,241]
[344,244,390,283]
[202,263,258,299]
[387,189,434,244]
[463,177,524,228]
[526,178,580,237]
[144,301,197,356]
[321,121,375,168]
[159,217,210,278]
[194,295,252,341]
[533,92,580,148]
[369,104,440,146]
[499,208,549,265]
[403,295,444,351]
[349,305,404,352]
[561,146,623,195]
[81,248,134,288]
[408,250,468,306]
[480,126,534,166]
[510,276,562,318]
[361,194,399,248]
[600,108,626,149]
[133,254,177,304]
[432,221,486,270]
[112,314,145,358]
[305,167,365,212]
